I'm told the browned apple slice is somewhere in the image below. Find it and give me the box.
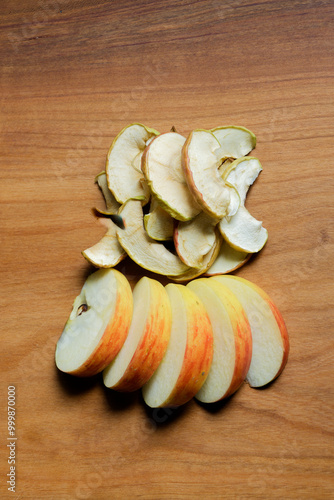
[142,283,213,408]
[103,277,172,391]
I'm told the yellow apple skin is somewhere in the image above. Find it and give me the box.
[109,279,172,392]
[163,285,214,407]
[188,278,252,401]
[214,275,289,385]
[66,270,133,377]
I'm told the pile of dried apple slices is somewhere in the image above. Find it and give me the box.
[55,269,289,408]
[82,123,268,280]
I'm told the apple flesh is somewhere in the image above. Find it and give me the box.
[187,278,252,402]
[212,275,289,387]
[55,268,133,377]
[103,277,172,391]
[142,283,213,407]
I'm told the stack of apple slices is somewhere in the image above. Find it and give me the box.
[55,269,289,408]
[83,123,268,280]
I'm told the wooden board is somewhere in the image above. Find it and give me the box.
[1,1,333,498]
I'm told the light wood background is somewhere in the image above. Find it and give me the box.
[1,1,333,499]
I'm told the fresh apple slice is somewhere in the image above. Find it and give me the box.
[182,129,231,218]
[212,275,289,387]
[219,205,268,253]
[211,126,256,159]
[187,278,252,402]
[106,123,159,204]
[169,229,222,282]
[142,132,201,221]
[222,157,262,205]
[103,277,172,391]
[55,269,133,377]
[143,197,174,241]
[82,217,126,268]
[142,283,213,408]
[95,171,120,215]
[116,199,190,276]
[174,212,218,268]
[205,239,251,276]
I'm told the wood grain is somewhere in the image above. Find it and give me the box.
[1,0,333,498]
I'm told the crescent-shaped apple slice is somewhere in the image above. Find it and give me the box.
[182,129,231,219]
[55,269,133,377]
[142,283,213,408]
[219,205,268,253]
[211,126,256,159]
[205,239,251,276]
[212,275,289,388]
[221,157,263,205]
[82,217,126,268]
[187,278,252,402]
[116,199,191,276]
[103,277,172,392]
[142,132,201,221]
[106,123,159,204]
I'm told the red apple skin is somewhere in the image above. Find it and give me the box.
[110,280,172,392]
[68,271,133,377]
[245,279,290,380]
[163,285,214,407]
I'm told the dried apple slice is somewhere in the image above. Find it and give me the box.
[106,123,159,204]
[116,199,190,276]
[169,230,221,282]
[95,171,120,215]
[187,278,252,402]
[82,217,126,268]
[205,239,251,276]
[142,132,201,221]
[174,212,218,268]
[222,157,262,205]
[211,126,256,159]
[142,283,213,408]
[103,277,172,392]
[212,276,289,387]
[219,205,268,253]
[182,129,231,219]
[143,197,174,241]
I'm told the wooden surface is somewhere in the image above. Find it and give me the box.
[1,1,333,498]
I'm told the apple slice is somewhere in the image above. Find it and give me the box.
[169,229,221,282]
[205,239,251,276]
[174,212,218,268]
[103,277,171,391]
[55,269,133,377]
[82,217,126,268]
[106,123,159,204]
[219,205,268,253]
[116,199,190,276]
[212,275,289,387]
[143,197,174,241]
[142,132,201,221]
[187,278,252,402]
[211,126,256,159]
[182,129,231,218]
[95,171,120,215]
[222,157,262,205]
[142,283,213,408]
